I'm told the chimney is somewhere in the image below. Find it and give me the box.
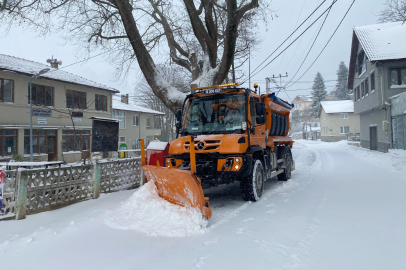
[121,94,129,104]
[46,56,62,69]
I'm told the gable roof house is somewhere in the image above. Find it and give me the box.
[292,95,312,111]
[0,54,119,163]
[348,21,406,152]
[318,100,360,142]
[112,95,164,151]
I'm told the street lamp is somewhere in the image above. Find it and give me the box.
[30,68,50,162]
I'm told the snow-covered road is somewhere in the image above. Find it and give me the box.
[1,140,405,270]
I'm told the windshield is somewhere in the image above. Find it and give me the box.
[183,94,246,135]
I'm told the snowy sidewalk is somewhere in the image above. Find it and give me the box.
[0,140,405,270]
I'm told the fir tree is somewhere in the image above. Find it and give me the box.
[310,72,327,118]
[335,61,350,100]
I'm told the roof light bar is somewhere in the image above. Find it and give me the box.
[192,82,240,91]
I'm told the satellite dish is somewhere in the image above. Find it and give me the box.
[58,60,62,65]
[46,59,52,63]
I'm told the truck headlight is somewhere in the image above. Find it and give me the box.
[234,165,239,170]
[235,158,240,162]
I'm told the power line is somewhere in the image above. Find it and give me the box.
[284,0,357,90]
[242,0,339,84]
[275,0,307,71]
[284,0,335,88]
[246,0,328,78]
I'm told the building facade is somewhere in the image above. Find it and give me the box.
[318,100,360,142]
[0,54,119,163]
[112,95,164,151]
[389,92,406,150]
[292,95,312,111]
[348,21,406,152]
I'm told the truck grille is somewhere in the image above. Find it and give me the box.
[184,140,221,151]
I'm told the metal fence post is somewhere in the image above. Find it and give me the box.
[93,162,101,199]
[16,170,28,220]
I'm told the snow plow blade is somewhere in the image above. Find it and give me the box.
[140,137,212,220]
[141,166,211,219]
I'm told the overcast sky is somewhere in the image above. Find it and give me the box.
[0,0,386,103]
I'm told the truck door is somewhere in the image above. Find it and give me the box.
[249,97,266,148]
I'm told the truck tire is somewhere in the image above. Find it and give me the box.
[277,147,292,181]
[240,159,265,201]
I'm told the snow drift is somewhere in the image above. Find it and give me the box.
[105,181,208,237]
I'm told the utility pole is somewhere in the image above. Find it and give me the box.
[266,72,288,95]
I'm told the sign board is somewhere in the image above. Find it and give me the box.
[73,118,82,122]
[329,129,333,131]
[38,117,47,126]
[203,89,222,95]
[91,120,119,152]
[0,170,4,210]
[32,109,52,117]
[71,111,83,117]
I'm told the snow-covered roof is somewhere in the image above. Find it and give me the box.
[112,98,165,115]
[320,100,354,114]
[294,95,312,102]
[354,21,406,61]
[0,54,119,93]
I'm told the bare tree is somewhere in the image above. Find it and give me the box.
[378,0,406,23]
[132,65,190,142]
[0,0,273,112]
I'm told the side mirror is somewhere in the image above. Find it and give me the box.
[175,109,182,131]
[175,109,182,122]
[255,102,265,115]
[256,116,266,125]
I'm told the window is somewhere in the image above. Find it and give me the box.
[357,50,367,75]
[364,78,369,95]
[132,139,140,149]
[370,72,375,91]
[133,115,139,126]
[146,117,150,128]
[357,86,360,101]
[119,137,126,143]
[390,67,406,87]
[62,130,90,152]
[66,90,86,109]
[0,78,14,103]
[95,94,107,111]
[354,87,357,102]
[361,82,365,98]
[23,129,57,154]
[340,126,350,134]
[154,116,161,129]
[28,84,54,106]
[298,103,302,108]
[340,113,348,119]
[0,129,17,156]
[112,110,126,129]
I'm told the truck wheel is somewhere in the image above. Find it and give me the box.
[240,159,265,201]
[278,147,292,181]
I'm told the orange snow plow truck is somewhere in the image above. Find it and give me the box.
[141,83,295,219]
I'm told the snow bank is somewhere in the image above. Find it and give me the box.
[105,181,208,237]
[338,140,406,171]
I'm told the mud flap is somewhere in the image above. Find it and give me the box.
[142,165,212,219]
